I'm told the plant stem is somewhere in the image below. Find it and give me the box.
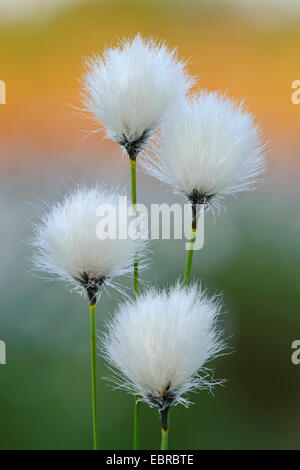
[130,157,140,449]
[130,158,139,296]
[90,302,99,450]
[183,203,197,286]
[160,407,169,450]
[133,395,140,450]
[161,428,168,450]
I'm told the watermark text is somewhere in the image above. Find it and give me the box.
[95,197,205,251]
[291,80,300,104]
[0,80,6,104]
[0,340,6,365]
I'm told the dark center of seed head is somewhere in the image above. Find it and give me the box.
[118,129,151,160]
[188,189,214,207]
[148,382,176,431]
[77,272,105,305]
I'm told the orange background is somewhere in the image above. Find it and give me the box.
[0,0,299,173]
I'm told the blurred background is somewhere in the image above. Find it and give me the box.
[0,0,300,450]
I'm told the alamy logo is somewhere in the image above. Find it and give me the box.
[0,340,6,365]
[291,340,300,365]
[0,80,6,104]
[95,198,205,250]
[291,80,300,105]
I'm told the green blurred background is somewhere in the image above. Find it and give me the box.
[0,0,300,450]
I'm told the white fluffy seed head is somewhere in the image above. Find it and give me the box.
[30,186,147,301]
[142,91,266,204]
[81,33,194,158]
[101,282,226,409]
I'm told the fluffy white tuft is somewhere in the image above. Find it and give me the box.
[30,186,147,300]
[81,34,194,157]
[101,282,226,409]
[142,92,266,203]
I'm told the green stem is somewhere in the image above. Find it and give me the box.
[160,407,169,450]
[183,204,197,286]
[130,157,140,449]
[133,395,140,450]
[130,158,139,297]
[161,428,168,450]
[90,303,99,450]
[130,158,137,211]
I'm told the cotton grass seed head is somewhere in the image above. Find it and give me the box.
[142,91,266,207]
[101,283,226,420]
[81,33,194,160]
[31,186,147,304]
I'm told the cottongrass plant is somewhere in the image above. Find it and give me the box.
[142,91,266,284]
[28,33,266,451]
[81,33,193,447]
[101,283,226,450]
[81,33,193,162]
[31,186,147,450]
